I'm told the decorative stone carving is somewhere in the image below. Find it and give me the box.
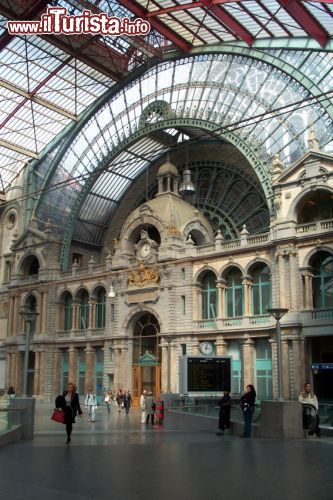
[128,263,160,288]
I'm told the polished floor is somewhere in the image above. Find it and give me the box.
[0,402,333,500]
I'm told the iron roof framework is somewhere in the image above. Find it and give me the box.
[0,1,332,268]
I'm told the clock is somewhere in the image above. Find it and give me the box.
[199,341,214,355]
[139,242,151,258]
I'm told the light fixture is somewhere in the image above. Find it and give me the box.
[179,141,195,195]
[108,284,116,298]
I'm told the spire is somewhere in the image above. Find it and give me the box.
[308,125,319,151]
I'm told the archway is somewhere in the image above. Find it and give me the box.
[131,312,160,406]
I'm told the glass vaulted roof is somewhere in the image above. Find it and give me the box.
[0,0,333,263]
[35,50,333,252]
[0,0,333,192]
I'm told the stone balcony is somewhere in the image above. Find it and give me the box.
[194,314,274,331]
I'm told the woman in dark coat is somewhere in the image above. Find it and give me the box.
[216,389,231,436]
[240,384,256,438]
[56,382,82,444]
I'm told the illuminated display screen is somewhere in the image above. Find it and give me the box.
[187,357,231,392]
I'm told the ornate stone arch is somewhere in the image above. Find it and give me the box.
[123,305,162,333]
[195,266,218,284]
[220,263,245,279]
[302,246,333,269]
[288,185,333,221]
[245,258,272,277]
[16,252,41,276]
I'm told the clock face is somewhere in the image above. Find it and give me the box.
[139,242,151,258]
[199,341,214,355]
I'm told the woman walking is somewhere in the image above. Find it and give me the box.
[56,382,82,444]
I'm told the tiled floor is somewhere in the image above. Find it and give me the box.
[0,402,333,500]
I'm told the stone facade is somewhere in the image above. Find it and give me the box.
[0,151,332,403]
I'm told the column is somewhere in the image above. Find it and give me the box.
[33,351,40,396]
[113,347,121,390]
[291,337,306,399]
[13,295,19,336]
[88,300,95,330]
[242,338,255,387]
[85,344,95,391]
[269,338,277,399]
[68,346,78,384]
[170,343,177,393]
[7,296,15,337]
[53,349,62,395]
[289,251,298,311]
[242,277,252,316]
[281,338,290,400]
[121,346,129,389]
[36,293,42,334]
[303,272,313,310]
[277,251,287,308]
[194,286,202,321]
[42,290,48,333]
[39,351,45,397]
[215,336,228,355]
[217,280,226,318]
[161,343,168,393]
[71,302,79,330]
[191,338,200,355]
[14,351,22,393]
[5,351,12,389]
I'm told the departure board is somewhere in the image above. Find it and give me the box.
[187,357,231,392]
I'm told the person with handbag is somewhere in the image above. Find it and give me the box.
[56,382,82,444]
[240,384,256,438]
[85,388,97,422]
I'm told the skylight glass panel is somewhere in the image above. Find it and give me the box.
[224,3,263,37]
[305,2,333,32]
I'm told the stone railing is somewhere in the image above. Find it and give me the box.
[296,218,333,234]
[56,327,106,338]
[194,314,273,330]
[311,308,333,320]
[195,320,216,329]
[247,234,269,245]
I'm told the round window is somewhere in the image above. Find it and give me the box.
[6,212,16,230]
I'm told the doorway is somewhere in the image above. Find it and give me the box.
[131,313,160,406]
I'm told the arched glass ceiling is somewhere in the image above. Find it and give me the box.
[35,51,333,245]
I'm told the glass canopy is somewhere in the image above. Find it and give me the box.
[33,51,333,258]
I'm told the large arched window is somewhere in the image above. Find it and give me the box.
[95,288,106,328]
[311,252,333,309]
[201,271,217,320]
[250,264,271,315]
[77,290,89,330]
[297,190,333,224]
[20,255,40,276]
[61,291,72,331]
[132,313,160,363]
[225,268,243,317]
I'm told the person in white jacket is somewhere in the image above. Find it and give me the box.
[85,388,97,422]
[139,389,147,424]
